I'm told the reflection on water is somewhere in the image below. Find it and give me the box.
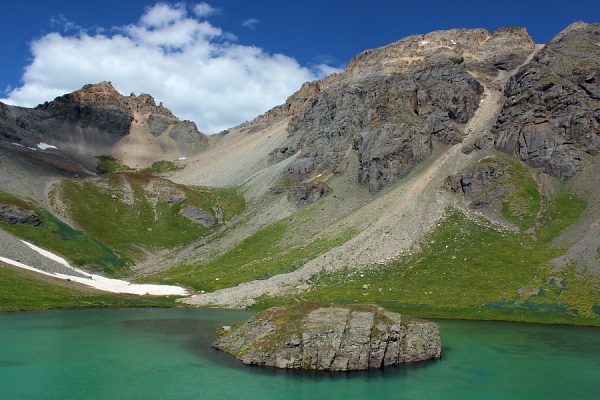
[1,308,598,400]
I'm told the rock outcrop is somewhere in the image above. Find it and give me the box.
[493,22,600,179]
[266,27,535,192]
[286,182,331,204]
[212,303,441,371]
[443,160,510,210]
[0,204,42,226]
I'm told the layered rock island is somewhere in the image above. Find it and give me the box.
[212,303,441,371]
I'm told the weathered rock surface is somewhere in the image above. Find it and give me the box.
[212,303,441,371]
[443,160,510,210]
[265,27,535,192]
[180,205,222,228]
[286,182,331,204]
[0,82,210,172]
[493,22,600,179]
[0,204,42,226]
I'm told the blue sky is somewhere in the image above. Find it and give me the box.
[1,1,598,133]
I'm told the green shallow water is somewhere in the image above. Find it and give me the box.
[0,308,598,399]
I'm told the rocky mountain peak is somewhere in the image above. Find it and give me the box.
[265,26,539,193]
[72,81,123,102]
[1,82,210,173]
[345,28,490,76]
[37,81,177,120]
[37,81,128,112]
[345,27,534,79]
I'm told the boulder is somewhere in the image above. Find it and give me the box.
[286,182,331,204]
[212,303,441,371]
[0,204,43,226]
[180,205,217,228]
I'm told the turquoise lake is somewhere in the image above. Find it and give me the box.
[1,308,598,399]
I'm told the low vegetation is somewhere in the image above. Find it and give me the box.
[96,155,133,174]
[499,159,541,230]
[0,191,131,274]
[97,156,183,175]
[0,264,179,312]
[152,220,357,292]
[52,173,245,261]
[254,186,597,326]
[140,160,184,174]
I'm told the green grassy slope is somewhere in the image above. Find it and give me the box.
[259,206,599,325]
[52,172,245,261]
[252,161,599,326]
[0,191,131,274]
[0,264,178,312]
[151,219,357,292]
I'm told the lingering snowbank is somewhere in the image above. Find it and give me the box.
[0,241,189,296]
[37,142,58,150]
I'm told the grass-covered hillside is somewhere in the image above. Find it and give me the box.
[0,190,131,274]
[50,172,245,262]
[261,206,599,325]
[165,151,599,326]
[0,264,179,312]
[248,157,599,326]
[2,150,598,326]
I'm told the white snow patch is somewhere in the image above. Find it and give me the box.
[451,40,457,45]
[419,41,429,46]
[12,142,24,147]
[38,142,58,150]
[0,241,189,296]
[178,157,187,160]
[28,147,37,151]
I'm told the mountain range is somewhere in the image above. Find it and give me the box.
[1,21,599,324]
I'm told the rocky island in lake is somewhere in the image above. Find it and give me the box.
[212,303,441,371]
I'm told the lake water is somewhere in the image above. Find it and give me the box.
[0,308,598,399]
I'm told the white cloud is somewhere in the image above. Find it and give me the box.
[2,2,340,133]
[313,63,344,77]
[140,3,186,28]
[242,18,260,30]
[193,2,219,18]
[50,14,84,32]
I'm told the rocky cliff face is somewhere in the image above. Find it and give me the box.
[212,303,441,371]
[0,82,210,172]
[493,22,600,179]
[267,27,535,192]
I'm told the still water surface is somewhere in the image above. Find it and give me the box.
[1,308,598,399]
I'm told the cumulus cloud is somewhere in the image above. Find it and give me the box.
[2,2,341,133]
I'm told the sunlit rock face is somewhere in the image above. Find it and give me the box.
[212,303,441,371]
[266,27,536,192]
[493,22,600,179]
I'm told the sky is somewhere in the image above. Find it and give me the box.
[1,1,598,133]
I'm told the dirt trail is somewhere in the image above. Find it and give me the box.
[182,49,541,308]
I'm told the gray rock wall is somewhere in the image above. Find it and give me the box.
[493,22,600,179]
[269,27,538,193]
